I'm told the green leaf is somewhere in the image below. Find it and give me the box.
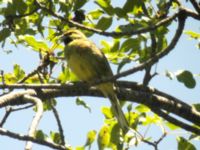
[101,40,111,53]
[123,0,135,13]
[98,125,111,150]
[120,38,140,52]
[110,39,120,52]
[192,103,200,112]
[0,28,11,42]
[114,7,127,18]
[19,35,49,52]
[176,70,196,89]
[110,123,122,149]
[13,0,27,14]
[95,0,114,15]
[101,107,113,119]
[76,97,91,112]
[73,0,88,10]
[96,16,112,31]
[85,130,97,146]
[13,64,25,80]
[123,0,143,15]
[75,146,85,150]
[166,122,180,130]
[42,99,57,111]
[184,31,200,39]
[135,104,150,113]
[50,131,62,144]
[177,137,196,150]
[35,130,46,140]
[88,9,103,20]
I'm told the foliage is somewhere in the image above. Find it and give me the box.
[0,0,200,150]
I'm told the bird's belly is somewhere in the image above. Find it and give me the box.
[68,53,94,81]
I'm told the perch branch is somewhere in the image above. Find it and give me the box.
[0,83,200,135]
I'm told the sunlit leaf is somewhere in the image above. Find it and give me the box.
[19,35,49,52]
[88,9,103,20]
[101,107,113,119]
[13,64,25,80]
[184,31,200,39]
[95,0,114,15]
[166,122,180,130]
[135,104,150,113]
[75,146,85,150]
[98,125,111,150]
[85,130,97,146]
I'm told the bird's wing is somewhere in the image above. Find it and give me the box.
[65,39,113,82]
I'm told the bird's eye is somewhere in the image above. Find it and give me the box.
[63,36,72,45]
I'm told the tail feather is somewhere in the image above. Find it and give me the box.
[108,93,129,133]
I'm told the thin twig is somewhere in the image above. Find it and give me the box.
[51,102,66,146]
[155,132,167,145]
[24,95,43,150]
[189,0,200,14]
[0,127,67,150]
[0,107,12,127]
[11,104,35,112]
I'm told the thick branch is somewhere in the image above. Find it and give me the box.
[0,82,200,135]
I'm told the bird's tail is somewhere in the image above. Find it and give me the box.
[108,93,129,134]
[98,83,129,133]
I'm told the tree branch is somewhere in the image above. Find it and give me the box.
[51,103,66,146]
[0,107,12,127]
[34,0,178,37]
[0,82,200,135]
[189,0,200,15]
[24,95,43,150]
[151,108,200,135]
[0,128,67,150]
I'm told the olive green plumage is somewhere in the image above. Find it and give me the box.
[62,29,129,133]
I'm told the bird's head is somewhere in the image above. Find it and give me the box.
[61,29,87,45]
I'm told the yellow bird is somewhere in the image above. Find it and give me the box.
[61,29,129,133]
